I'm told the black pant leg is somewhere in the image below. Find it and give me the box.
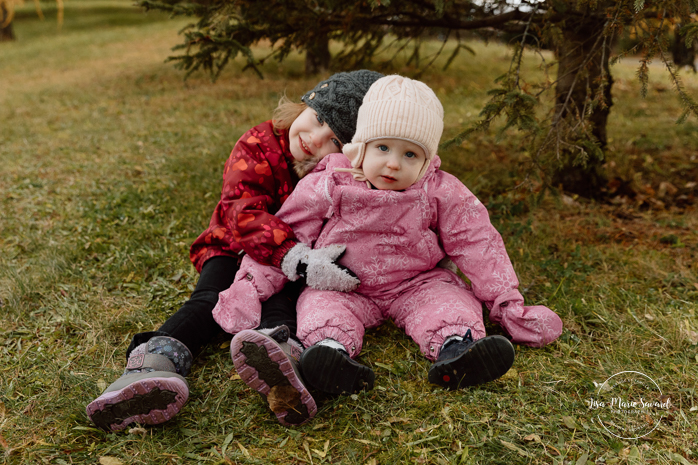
[257,279,303,342]
[126,255,240,358]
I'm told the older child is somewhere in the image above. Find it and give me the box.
[216,75,562,411]
[85,70,383,431]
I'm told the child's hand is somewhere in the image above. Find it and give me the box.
[282,243,361,292]
[489,295,563,347]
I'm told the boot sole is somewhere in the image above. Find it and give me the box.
[428,336,515,390]
[231,330,317,426]
[86,372,188,431]
[299,345,375,395]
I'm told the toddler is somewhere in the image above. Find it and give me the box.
[214,75,563,407]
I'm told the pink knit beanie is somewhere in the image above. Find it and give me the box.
[339,75,444,184]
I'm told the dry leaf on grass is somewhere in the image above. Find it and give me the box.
[683,329,698,345]
[500,439,530,457]
[562,416,578,429]
[523,433,541,443]
[97,379,107,392]
[99,457,124,465]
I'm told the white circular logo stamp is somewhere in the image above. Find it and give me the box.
[586,371,671,439]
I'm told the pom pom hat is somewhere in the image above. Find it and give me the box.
[341,75,445,184]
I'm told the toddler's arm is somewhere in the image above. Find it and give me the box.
[432,173,562,347]
[212,254,288,334]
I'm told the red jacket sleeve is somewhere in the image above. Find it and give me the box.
[190,122,299,272]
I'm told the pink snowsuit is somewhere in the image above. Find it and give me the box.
[213,153,563,361]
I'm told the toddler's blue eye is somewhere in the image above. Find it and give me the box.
[405,151,416,158]
[378,145,388,152]
[316,114,324,124]
[332,138,341,148]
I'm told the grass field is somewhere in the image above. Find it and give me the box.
[1,1,698,464]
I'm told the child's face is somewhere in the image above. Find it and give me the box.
[288,107,343,163]
[362,139,427,191]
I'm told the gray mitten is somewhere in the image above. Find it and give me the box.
[281,243,361,292]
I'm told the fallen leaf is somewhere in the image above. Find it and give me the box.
[302,441,312,461]
[657,182,678,197]
[644,313,655,321]
[562,195,578,206]
[0,432,8,450]
[500,439,530,457]
[0,400,5,419]
[523,433,541,443]
[668,453,693,465]
[354,438,380,446]
[128,427,147,436]
[237,442,250,457]
[97,379,107,392]
[562,416,578,429]
[576,451,589,465]
[311,439,330,458]
[683,329,698,345]
[99,457,124,465]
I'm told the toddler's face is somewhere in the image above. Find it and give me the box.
[288,107,342,163]
[362,139,426,191]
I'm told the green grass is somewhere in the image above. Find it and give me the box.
[1,2,698,464]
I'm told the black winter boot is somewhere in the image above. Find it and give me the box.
[428,329,515,390]
[299,341,374,395]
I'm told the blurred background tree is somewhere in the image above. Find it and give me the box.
[1,0,17,40]
[0,0,63,41]
[140,0,698,198]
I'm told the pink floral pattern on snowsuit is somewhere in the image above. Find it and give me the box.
[213,153,563,360]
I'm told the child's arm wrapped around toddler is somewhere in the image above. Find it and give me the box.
[212,161,359,334]
[430,171,563,347]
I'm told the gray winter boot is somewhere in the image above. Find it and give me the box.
[86,336,193,431]
[230,326,317,426]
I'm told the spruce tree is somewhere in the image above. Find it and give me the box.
[141,0,698,197]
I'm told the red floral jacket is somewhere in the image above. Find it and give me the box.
[190,121,299,272]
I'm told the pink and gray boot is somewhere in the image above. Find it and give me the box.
[231,325,317,426]
[86,336,192,431]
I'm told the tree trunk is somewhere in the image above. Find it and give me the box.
[304,32,330,76]
[551,13,613,198]
[672,24,696,72]
[1,3,15,42]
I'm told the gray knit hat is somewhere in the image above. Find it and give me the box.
[301,70,384,145]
